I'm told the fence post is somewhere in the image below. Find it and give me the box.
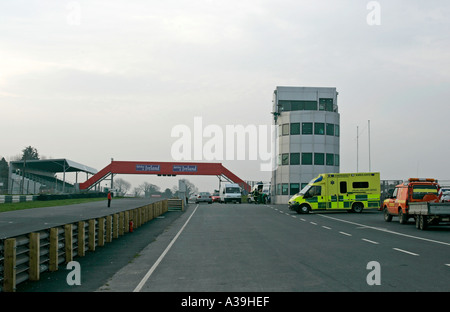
[78,221,85,257]
[106,215,112,243]
[113,214,119,239]
[140,207,145,225]
[143,206,148,224]
[119,212,124,236]
[124,211,129,233]
[4,238,16,292]
[88,219,96,251]
[98,217,105,247]
[29,232,40,281]
[65,224,73,263]
[133,209,139,229]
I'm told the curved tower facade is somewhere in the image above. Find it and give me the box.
[271,86,340,204]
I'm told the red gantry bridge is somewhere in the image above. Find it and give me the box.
[78,161,251,192]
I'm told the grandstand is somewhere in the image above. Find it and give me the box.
[8,159,97,195]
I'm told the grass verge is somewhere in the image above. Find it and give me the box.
[0,197,107,213]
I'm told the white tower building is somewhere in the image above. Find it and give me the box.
[271,86,340,204]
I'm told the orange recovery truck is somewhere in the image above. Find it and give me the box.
[383,178,450,230]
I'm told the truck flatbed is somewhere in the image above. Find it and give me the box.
[408,202,450,230]
[409,202,450,215]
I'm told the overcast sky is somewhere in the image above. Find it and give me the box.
[1,0,450,193]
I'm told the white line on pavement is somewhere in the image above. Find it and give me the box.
[317,214,450,247]
[133,204,199,292]
[362,238,379,245]
[393,248,419,256]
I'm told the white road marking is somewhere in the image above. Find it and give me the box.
[318,214,450,247]
[362,238,379,245]
[310,222,318,225]
[339,231,352,236]
[133,204,199,292]
[322,226,332,230]
[393,248,419,256]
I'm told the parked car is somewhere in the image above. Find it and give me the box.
[211,191,220,203]
[196,192,212,204]
[441,188,450,202]
[189,194,198,203]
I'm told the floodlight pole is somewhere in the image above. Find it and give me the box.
[356,126,359,173]
[368,120,371,172]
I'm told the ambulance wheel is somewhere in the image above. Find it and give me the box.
[351,202,364,213]
[298,204,310,214]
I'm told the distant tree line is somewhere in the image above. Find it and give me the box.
[0,146,44,194]
[129,178,198,199]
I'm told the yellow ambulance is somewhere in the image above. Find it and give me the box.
[288,172,381,213]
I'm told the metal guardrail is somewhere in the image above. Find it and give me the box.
[0,199,180,292]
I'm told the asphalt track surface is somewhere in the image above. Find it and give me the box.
[110,203,450,292]
[7,201,450,293]
[0,197,162,239]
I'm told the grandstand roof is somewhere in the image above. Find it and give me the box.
[10,158,98,175]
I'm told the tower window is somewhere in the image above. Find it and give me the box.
[326,123,335,136]
[290,153,300,165]
[302,123,313,135]
[314,153,324,165]
[314,123,325,135]
[282,124,290,136]
[290,123,300,135]
[302,153,313,165]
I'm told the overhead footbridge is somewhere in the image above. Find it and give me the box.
[78,161,251,192]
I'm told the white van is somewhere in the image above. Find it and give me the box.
[220,183,242,203]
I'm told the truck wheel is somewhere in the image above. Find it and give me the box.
[351,202,364,213]
[419,215,428,230]
[398,209,408,224]
[384,207,392,222]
